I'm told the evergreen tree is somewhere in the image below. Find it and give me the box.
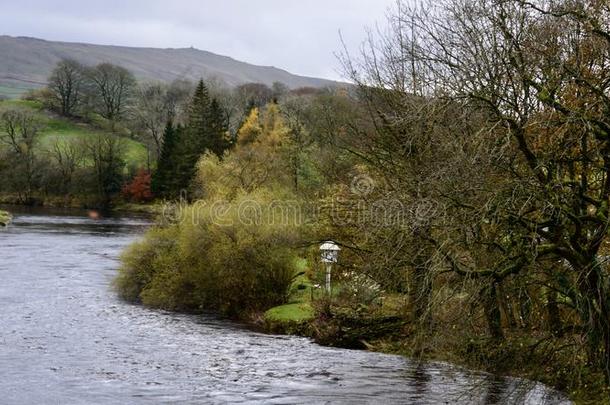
[207,98,231,155]
[185,79,230,158]
[171,79,231,197]
[152,79,233,199]
[152,120,178,197]
[186,79,212,155]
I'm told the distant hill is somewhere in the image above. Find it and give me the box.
[0,35,339,98]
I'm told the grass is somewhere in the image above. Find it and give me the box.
[263,258,317,323]
[1,99,44,109]
[40,118,148,167]
[0,99,149,169]
[264,302,314,323]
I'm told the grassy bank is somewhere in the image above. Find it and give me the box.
[260,292,607,404]
[254,264,605,403]
[0,194,162,216]
[2,99,148,168]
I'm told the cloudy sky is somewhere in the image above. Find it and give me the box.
[0,0,395,81]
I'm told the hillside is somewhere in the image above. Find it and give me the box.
[0,35,339,98]
[1,99,148,168]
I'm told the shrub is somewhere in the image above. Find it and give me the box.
[114,226,179,302]
[116,189,303,316]
[122,169,153,202]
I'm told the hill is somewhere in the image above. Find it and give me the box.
[1,99,148,167]
[0,35,339,98]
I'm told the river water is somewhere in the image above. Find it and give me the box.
[0,208,570,404]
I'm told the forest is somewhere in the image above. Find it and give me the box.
[2,0,610,401]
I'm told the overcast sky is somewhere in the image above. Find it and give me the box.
[0,0,395,81]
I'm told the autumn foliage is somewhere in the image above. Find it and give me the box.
[122,169,153,202]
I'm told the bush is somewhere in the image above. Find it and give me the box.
[116,189,302,316]
[115,226,180,302]
[122,169,153,202]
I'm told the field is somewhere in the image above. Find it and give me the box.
[0,99,148,169]
[0,84,37,100]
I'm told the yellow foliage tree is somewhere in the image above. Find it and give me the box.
[196,103,293,199]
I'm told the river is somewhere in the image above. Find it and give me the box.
[0,208,570,404]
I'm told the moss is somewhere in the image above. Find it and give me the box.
[0,210,11,226]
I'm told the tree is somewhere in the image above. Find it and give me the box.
[235,83,274,110]
[122,169,153,202]
[410,0,610,379]
[86,63,136,122]
[0,107,43,203]
[48,59,86,117]
[170,80,231,196]
[152,120,180,198]
[83,134,126,209]
[272,81,289,101]
[132,82,172,160]
[48,139,84,196]
[344,0,610,384]
[207,98,230,156]
[165,79,193,123]
[196,103,293,197]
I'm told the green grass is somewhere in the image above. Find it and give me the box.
[0,99,43,109]
[40,119,148,168]
[264,258,316,323]
[0,99,148,168]
[264,302,314,322]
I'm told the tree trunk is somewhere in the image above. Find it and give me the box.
[485,281,504,340]
[497,283,517,329]
[546,288,563,338]
[575,258,610,384]
[410,244,433,328]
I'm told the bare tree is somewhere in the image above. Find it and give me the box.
[86,63,136,122]
[131,82,171,160]
[48,59,85,117]
[344,0,610,384]
[48,139,84,195]
[82,134,126,209]
[0,107,43,202]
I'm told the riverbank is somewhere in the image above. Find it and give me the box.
[0,196,162,217]
[257,300,606,404]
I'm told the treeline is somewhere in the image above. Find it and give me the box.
[0,106,127,206]
[0,57,324,207]
[117,0,610,400]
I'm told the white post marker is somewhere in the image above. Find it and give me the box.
[319,241,340,294]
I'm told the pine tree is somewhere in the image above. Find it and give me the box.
[154,79,233,199]
[185,79,230,158]
[152,120,178,197]
[207,98,230,156]
[187,79,212,155]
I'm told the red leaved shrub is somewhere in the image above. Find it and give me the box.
[122,169,153,202]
